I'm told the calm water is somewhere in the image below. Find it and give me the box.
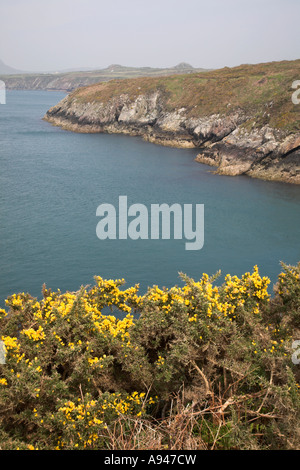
[0,90,299,306]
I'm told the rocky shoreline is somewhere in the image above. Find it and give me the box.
[44,90,300,184]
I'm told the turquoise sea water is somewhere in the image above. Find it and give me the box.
[0,90,299,306]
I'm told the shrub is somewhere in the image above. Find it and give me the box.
[0,265,299,450]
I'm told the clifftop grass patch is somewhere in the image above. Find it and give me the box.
[70,59,300,132]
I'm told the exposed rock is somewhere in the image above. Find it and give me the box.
[195,126,300,183]
[118,91,161,125]
[44,90,300,184]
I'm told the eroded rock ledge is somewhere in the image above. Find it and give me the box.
[44,91,300,184]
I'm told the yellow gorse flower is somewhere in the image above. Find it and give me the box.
[21,326,46,342]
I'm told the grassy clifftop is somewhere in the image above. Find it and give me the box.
[70,59,300,132]
[0,63,209,92]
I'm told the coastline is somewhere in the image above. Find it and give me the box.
[44,94,300,185]
[43,59,300,185]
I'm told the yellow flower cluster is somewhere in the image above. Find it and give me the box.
[144,286,185,314]
[0,308,8,318]
[91,276,141,313]
[1,335,19,352]
[223,266,270,314]
[5,293,24,308]
[56,392,157,448]
[21,326,46,342]
[0,266,298,450]
[277,265,299,297]
[141,267,270,324]
[91,313,134,340]
[0,267,273,375]
[156,355,165,367]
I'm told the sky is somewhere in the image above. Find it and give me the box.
[0,0,299,72]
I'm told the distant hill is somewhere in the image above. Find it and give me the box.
[0,59,25,75]
[174,62,194,70]
[0,62,210,91]
[103,63,195,73]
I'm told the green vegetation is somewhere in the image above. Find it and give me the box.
[71,59,300,132]
[0,263,299,450]
[0,63,208,92]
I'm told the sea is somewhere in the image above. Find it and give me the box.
[0,90,299,306]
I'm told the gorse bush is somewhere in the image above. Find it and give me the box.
[0,263,299,450]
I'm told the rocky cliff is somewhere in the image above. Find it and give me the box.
[44,60,300,184]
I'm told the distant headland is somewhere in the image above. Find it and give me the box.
[43,59,300,184]
[0,61,209,92]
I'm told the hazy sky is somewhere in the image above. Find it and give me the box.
[0,0,299,72]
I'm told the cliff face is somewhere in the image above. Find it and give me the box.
[45,91,245,147]
[44,61,300,184]
[1,74,108,92]
[195,126,300,183]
